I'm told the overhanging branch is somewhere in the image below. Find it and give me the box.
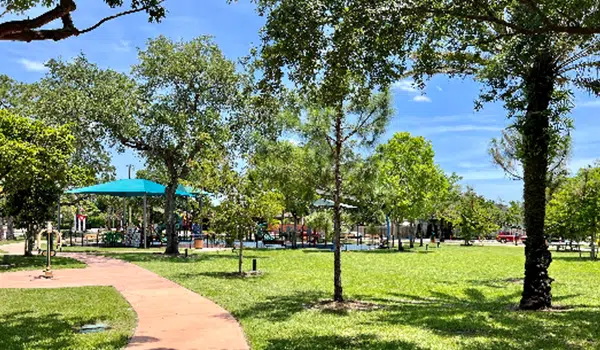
[0,0,164,42]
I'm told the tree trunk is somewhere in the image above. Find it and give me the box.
[0,217,4,240]
[519,52,555,310]
[238,229,244,274]
[333,104,344,302]
[6,216,15,240]
[164,182,179,255]
[24,223,34,256]
[293,215,298,249]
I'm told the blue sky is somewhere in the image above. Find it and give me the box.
[2,0,599,202]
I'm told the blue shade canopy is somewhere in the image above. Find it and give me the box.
[67,179,192,198]
[312,198,357,209]
[176,185,211,198]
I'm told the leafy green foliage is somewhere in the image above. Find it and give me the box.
[451,188,501,245]
[0,110,77,254]
[374,132,451,222]
[547,164,600,253]
[5,69,118,185]
[249,141,318,224]
[213,170,284,272]
[36,36,281,255]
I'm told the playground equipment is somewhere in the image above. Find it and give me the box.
[36,223,62,256]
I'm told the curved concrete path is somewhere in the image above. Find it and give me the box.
[0,243,249,350]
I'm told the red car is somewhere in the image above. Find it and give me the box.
[496,231,526,243]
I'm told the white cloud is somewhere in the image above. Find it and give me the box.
[392,80,418,93]
[457,161,492,169]
[576,100,600,108]
[412,95,431,103]
[436,85,443,92]
[18,58,48,72]
[114,40,132,52]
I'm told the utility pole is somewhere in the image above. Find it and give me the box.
[127,164,135,179]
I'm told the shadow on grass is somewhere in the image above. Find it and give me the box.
[0,311,129,350]
[175,271,267,280]
[0,255,83,272]
[107,252,263,264]
[264,334,426,350]
[235,290,329,322]
[356,288,600,349]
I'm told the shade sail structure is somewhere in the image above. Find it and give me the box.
[312,198,357,209]
[176,185,212,198]
[66,179,193,198]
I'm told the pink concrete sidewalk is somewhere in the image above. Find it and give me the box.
[0,243,249,350]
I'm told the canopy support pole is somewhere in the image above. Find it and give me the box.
[143,195,147,249]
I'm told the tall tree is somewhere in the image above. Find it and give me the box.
[0,0,165,42]
[40,36,256,255]
[301,93,392,301]
[0,110,76,255]
[257,0,408,302]
[374,132,450,238]
[255,0,600,310]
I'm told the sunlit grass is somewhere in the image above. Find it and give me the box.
[0,255,85,273]
[107,245,600,349]
[0,287,136,350]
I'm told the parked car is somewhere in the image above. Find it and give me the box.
[496,231,526,243]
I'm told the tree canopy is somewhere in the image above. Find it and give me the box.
[547,163,600,258]
[34,36,281,255]
[0,110,76,254]
[374,132,450,222]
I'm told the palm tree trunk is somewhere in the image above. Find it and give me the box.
[164,182,179,255]
[333,104,344,302]
[519,52,555,310]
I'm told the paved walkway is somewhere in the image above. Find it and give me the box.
[0,243,249,350]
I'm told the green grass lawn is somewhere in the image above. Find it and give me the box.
[0,255,85,272]
[0,286,136,350]
[110,245,600,350]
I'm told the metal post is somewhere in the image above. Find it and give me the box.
[57,201,61,234]
[44,221,53,278]
[143,195,147,249]
[199,197,203,238]
[386,215,391,248]
[252,258,257,271]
